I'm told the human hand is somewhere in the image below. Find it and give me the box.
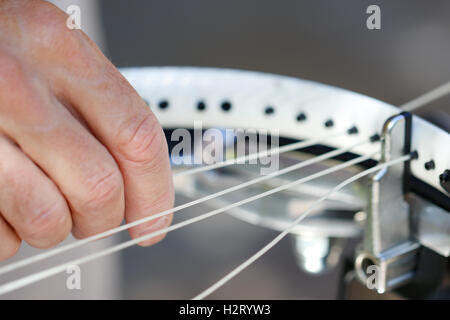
[0,0,174,260]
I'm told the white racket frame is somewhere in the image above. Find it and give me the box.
[121,67,450,196]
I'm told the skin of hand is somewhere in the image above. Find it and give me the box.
[0,0,174,261]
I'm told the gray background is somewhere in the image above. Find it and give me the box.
[101,0,450,129]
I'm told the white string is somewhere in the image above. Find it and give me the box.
[173,131,346,177]
[401,81,450,112]
[192,153,412,300]
[0,77,440,296]
[0,152,376,295]
[0,132,356,276]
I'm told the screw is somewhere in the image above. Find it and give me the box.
[158,100,169,109]
[221,101,232,112]
[424,160,435,171]
[370,134,381,142]
[197,101,206,111]
[265,106,275,115]
[347,126,358,135]
[324,119,334,128]
[296,112,307,122]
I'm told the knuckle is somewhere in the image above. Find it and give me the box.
[0,163,26,192]
[25,3,63,31]
[1,1,101,80]
[116,113,168,167]
[26,1,69,33]
[80,165,124,213]
[0,1,78,52]
[0,52,25,87]
[23,1,84,55]
[22,200,70,245]
[0,54,53,129]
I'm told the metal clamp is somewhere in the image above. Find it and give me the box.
[355,112,420,293]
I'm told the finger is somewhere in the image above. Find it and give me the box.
[0,53,125,238]
[61,68,174,245]
[52,49,174,246]
[0,135,71,248]
[0,215,21,262]
[7,1,173,245]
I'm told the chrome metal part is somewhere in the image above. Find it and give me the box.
[355,113,420,293]
[293,235,347,274]
[409,194,450,257]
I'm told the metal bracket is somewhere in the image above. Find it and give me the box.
[355,112,420,294]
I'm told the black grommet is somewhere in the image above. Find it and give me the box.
[296,113,307,122]
[265,106,275,115]
[439,170,450,183]
[424,160,435,171]
[410,150,419,160]
[439,169,450,194]
[197,101,206,111]
[347,126,358,135]
[324,119,334,128]
[221,101,232,112]
[158,100,169,110]
[370,134,381,142]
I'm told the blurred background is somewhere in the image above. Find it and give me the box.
[100,0,450,131]
[1,0,449,299]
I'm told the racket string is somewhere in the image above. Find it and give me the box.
[0,147,380,295]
